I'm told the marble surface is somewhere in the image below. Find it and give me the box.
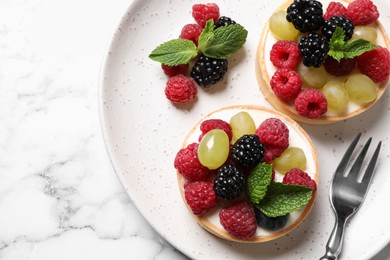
[0,0,389,259]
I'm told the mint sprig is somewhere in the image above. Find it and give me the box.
[328,27,376,62]
[255,182,313,218]
[247,163,273,204]
[149,19,248,65]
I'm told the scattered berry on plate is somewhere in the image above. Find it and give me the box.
[184,181,217,215]
[165,74,197,103]
[219,201,257,240]
[179,24,203,45]
[149,3,247,103]
[190,55,228,87]
[192,3,220,28]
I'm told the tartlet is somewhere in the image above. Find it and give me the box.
[176,105,318,242]
[256,0,390,125]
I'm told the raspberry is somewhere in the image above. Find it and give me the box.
[184,181,217,215]
[294,88,327,119]
[324,56,356,77]
[357,46,390,83]
[283,168,317,192]
[161,64,189,77]
[174,143,213,181]
[165,74,197,103]
[255,118,289,162]
[270,40,301,70]
[179,24,203,45]
[192,3,220,28]
[219,201,257,240]
[346,0,379,26]
[270,69,302,101]
[323,2,347,20]
[231,134,265,168]
[214,164,245,200]
[198,119,233,141]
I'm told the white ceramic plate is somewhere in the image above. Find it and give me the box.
[99,0,390,259]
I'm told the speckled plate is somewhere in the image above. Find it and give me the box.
[99,0,390,259]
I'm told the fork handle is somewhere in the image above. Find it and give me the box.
[319,215,348,260]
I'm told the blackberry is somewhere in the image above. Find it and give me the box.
[232,134,265,168]
[214,16,237,29]
[254,208,289,231]
[286,0,324,33]
[191,55,228,87]
[299,32,329,67]
[322,15,354,41]
[213,164,245,200]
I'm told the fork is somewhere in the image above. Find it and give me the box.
[320,133,381,260]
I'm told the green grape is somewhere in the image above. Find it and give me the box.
[297,62,327,89]
[352,26,377,43]
[273,147,306,174]
[198,129,230,170]
[229,111,256,143]
[269,10,299,41]
[345,74,377,104]
[322,80,349,112]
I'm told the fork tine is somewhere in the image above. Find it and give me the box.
[334,133,362,177]
[360,141,381,188]
[347,137,372,179]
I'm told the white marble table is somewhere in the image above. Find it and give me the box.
[0,0,389,259]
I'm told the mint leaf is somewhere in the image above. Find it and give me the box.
[328,27,376,62]
[255,182,313,217]
[198,24,248,59]
[198,20,215,53]
[149,39,197,66]
[247,163,273,204]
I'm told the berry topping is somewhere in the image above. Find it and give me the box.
[286,0,325,33]
[294,88,328,119]
[192,3,220,28]
[191,55,228,87]
[283,168,317,192]
[254,208,289,231]
[184,181,217,215]
[270,40,301,70]
[179,23,203,45]
[199,119,233,142]
[323,2,347,20]
[270,69,302,101]
[161,64,189,77]
[255,118,289,162]
[346,0,379,26]
[299,32,329,68]
[324,57,356,77]
[165,74,197,103]
[322,15,354,41]
[214,164,245,200]
[357,46,390,83]
[214,16,237,29]
[231,134,265,168]
[219,201,257,239]
[174,143,213,181]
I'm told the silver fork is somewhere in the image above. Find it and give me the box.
[320,133,381,260]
